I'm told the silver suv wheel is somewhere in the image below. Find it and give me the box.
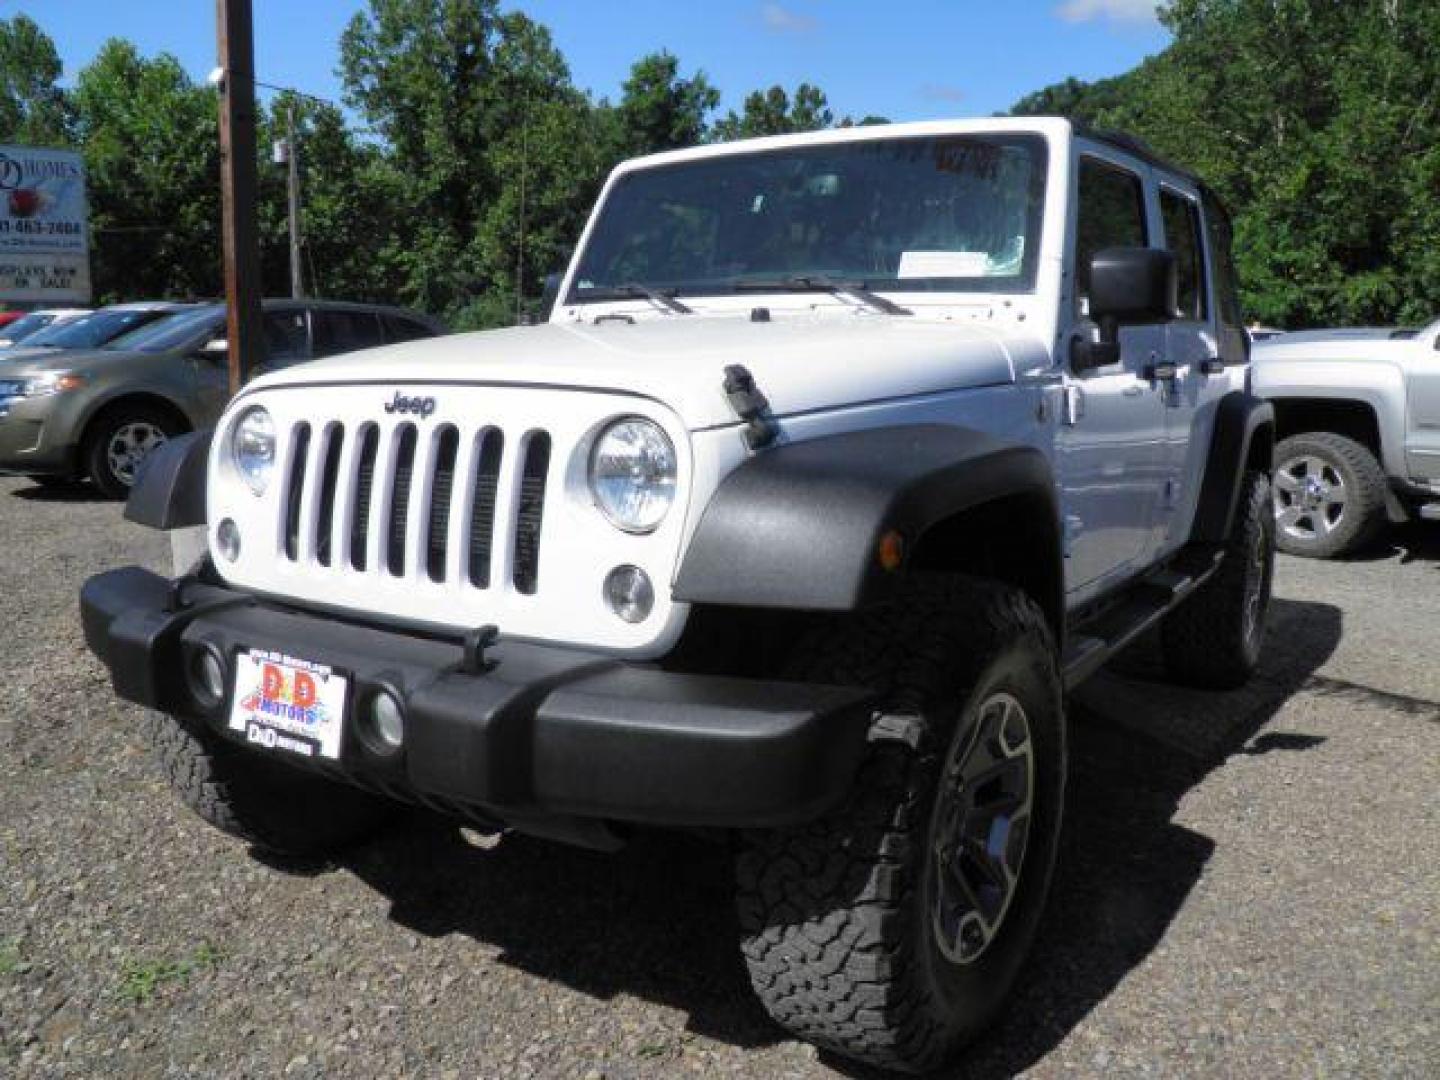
[106,421,169,487]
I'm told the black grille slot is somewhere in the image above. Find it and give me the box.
[387,424,418,577]
[315,425,344,567]
[283,424,311,561]
[426,426,459,582]
[467,429,504,588]
[350,424,379,570]
[512,432,551,595]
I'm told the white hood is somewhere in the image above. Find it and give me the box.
[251,315,1046,430]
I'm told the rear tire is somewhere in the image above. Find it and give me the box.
[144,712,394,857]
[1272,432,1387,558]
[1161,470,1273,690]
[84,403,181,500]
[735,576,1065,1073]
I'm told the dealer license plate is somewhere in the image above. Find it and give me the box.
[228,649,348,761]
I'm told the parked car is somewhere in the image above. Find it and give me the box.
[80,119,1274,1073]
[0,299,442,497]
[0,312,24,330]
[0,301,195,360]
[0,308,91,349]
[1252,323,1440,557]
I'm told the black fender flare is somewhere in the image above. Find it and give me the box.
[124,429,212,530]
[674,424,1061,623]
[1191,391,1275,545]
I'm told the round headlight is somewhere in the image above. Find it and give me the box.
[230,405,275,494]
[589,418,677,533]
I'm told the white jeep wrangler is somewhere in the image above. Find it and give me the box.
[83,118,1274,1073]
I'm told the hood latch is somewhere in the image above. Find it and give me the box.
[723,364,779,451]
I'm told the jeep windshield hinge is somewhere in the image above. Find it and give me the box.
[723,364,779,451]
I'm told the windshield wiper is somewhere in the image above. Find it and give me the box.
[731,275,912,316]
[611,283,693,315]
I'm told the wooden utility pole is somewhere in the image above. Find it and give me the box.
[286,103,303,299]
[216,0,264,395]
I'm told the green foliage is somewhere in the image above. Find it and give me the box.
[613,51,719,156]
[0,15,69,146]
[1012,0,1440,329]
[71,40,221,303]
[712,83,835,141]
[116,942,222,1004]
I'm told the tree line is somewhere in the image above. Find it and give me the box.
[3,0,1437,330]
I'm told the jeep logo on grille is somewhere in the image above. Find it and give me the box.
[384,391,437,419]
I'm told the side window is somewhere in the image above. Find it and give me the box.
[1201,193,1249,361]
[1160,188,1208,321]
[381,314,434,343]
[1074,157,1149,304]
[262,310,309,367]
[312,310,384,357]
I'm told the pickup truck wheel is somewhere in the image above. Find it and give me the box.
[735,576,1065,1073]
[143,712,394,857]
[1161,470,1274,690]
[84,404,180,500]
[1272,432,1387,558]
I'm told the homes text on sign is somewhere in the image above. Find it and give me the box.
[0,146,90,303]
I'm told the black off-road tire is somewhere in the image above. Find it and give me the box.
[83,403,181,500]
[1272,432,1387,559]
[1161,470,1274,690]
[735,576,1066,1074]
[143,712,394,857]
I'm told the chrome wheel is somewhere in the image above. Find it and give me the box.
[930,691,1034,966]
[106,421,168,487]
[1273,454,1347,543]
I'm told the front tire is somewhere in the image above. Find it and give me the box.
[1161,470,1274,690]
[84,404,180,499]
[1272,432,1387,558]
[144,712,394,857]
[735,577,1066,1073]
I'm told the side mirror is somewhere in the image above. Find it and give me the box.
[1073,247,1177,373]
[537,272,562,323]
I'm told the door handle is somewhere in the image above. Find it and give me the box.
[1144,361,1179,383]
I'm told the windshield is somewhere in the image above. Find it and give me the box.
[108,306,223,353]
[0,312,59,344]
[571,133,1048,301]
[23,308,173,350]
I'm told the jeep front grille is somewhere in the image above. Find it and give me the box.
[279,418,552,593]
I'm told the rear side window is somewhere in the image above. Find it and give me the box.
[312,310,385,357]
[1201,193,1248,360]
[263,310,309,367]
[381,314,435,343]
[1074,158,1148,303]
[1160,188,1208,321]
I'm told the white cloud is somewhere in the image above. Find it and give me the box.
[761,3,818,34]
[1054,0,1162,24]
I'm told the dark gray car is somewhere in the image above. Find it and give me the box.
[0,299,443,497]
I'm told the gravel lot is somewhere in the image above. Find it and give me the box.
[1,474,1436,1078]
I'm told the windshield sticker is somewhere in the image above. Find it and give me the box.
[898,251,991,279]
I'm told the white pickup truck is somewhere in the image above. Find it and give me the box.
[1253,324,1440,557]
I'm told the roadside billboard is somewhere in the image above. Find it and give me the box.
[0,145,90,303]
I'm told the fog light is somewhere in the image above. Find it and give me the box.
[603,565,654,624]
[217,518,241,562]
[188,646,227,710]
[366,689,405,752]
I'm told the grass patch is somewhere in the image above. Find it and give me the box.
[0,939,21,975]
[117,942,223,1003]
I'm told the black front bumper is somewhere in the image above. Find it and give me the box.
[80,567,875,829]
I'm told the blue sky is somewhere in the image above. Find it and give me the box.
[11,0,1168,121]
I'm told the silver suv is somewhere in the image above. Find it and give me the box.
[0,299,442,497]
